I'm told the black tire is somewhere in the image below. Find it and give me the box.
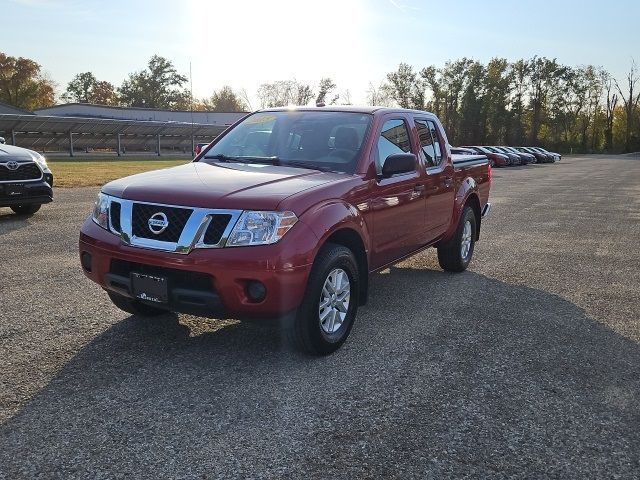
[437,205,477,272]
[11,204,41,215]
[288,243,359,355]
[107,291,168,317]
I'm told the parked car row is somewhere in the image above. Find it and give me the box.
[454,145,561,167]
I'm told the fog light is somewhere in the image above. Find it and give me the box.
[247,281,266,302]
[81,251,92,272]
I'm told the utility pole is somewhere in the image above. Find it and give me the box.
[190,61,195,157]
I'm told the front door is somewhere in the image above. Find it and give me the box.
[370,117,427,269]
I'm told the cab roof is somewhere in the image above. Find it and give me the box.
[258,105,437,116]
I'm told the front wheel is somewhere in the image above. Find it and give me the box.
[437,205,477,272]
[11,204,41,215]
[289,243,359,355]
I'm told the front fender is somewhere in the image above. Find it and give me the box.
[299,200,371,255]
[299,200,372,305]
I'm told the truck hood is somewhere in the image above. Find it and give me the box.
[0,144,40,160]
[102,161,344,211]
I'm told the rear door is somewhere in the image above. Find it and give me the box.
[370,116,427,269]
[413,117,455,238]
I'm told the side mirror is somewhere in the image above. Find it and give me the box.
[0,137,5,144]
[381,153,416,178]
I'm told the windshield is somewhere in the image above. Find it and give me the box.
[201,111,372,174]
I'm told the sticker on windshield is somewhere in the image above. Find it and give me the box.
[245,114,277,125]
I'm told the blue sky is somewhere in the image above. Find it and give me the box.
[2,0,639,106]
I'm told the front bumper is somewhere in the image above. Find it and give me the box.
[79,217,318,319]
[0,175,53,207]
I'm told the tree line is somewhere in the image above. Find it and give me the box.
[1,52,638,152]
[376,58,640,153]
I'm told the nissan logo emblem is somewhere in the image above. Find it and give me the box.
[148,212,169,235]
[6,161,19,171]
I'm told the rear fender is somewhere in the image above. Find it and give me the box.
[441,177,481,243]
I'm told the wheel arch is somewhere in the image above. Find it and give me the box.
[464,192,482,240]
[322,228,369,306]
[300,200,371,306]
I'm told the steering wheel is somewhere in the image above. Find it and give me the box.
[328,149,355,161]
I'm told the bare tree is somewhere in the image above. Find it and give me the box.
[257,80,313,108]
[341,89,352,105]
[614,59,640,152]
[239,88,253,111]
[604,72,618,151]
[365,81,390,106]
[257,81,294,108]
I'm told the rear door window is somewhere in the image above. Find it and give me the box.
[414,119,437,167]
[427,120,443,166]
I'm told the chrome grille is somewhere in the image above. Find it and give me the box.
[106,197,242,254]
[131,203,193,242]
[203,214,233,245]
[110,201,122,233]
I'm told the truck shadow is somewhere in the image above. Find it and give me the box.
[2,264,640,478]
[0,209,34,236]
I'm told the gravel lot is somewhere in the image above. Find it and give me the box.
[1,155,639,479]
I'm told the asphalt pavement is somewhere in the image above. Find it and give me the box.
[1,155,639,479]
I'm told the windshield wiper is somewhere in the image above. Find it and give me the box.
[238,156,281,165]
[203,153,237,162]
[204,154,333,172]
[281,161,332,172]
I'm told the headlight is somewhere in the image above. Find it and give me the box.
[32,152,48,170]
[226,211,297,246]
[92,192,110,230]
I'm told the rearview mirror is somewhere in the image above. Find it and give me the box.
[381,153,416,178]
[0,137,5,144]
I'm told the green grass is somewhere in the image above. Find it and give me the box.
[48,158,189,187]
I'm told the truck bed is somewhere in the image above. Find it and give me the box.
[451,153,489,168]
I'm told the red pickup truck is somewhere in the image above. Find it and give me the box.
[79,107,491,354]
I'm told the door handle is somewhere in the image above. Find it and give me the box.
[443,177,453,188]
[414,184,425,193]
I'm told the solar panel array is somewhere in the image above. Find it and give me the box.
[0,114,231,154]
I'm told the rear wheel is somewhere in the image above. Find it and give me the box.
[288,243,359,355]
[11,204,41,215]
[107,291,168,317]
[437,205,477,272]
